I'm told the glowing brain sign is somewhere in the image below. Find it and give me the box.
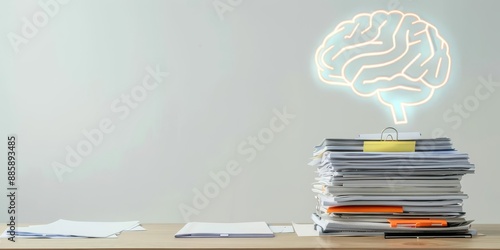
[315,10,451,124]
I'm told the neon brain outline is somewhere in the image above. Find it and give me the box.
[315,10,451,124]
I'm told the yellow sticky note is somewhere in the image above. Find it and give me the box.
[363,141,416,152]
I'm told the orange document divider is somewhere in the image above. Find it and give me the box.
[327,206,403,214]
[388,219,448,228]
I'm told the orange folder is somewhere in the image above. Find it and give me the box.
[388,219,448,228]
[327,206,403,214]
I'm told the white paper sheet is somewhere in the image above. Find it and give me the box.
[292,223,319,236]
[1,219,142,239]
[269,225,294,233]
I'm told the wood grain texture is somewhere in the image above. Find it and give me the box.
[1,224,499,250]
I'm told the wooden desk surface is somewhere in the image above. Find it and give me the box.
[1,224,499,250]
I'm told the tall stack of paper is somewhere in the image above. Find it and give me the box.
[309,132,475,237]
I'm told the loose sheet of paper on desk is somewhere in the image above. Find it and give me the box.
[0,219,144,239]
[175,222,274,238]
[292,223,318,236]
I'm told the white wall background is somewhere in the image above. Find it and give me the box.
[1,0,499,224]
